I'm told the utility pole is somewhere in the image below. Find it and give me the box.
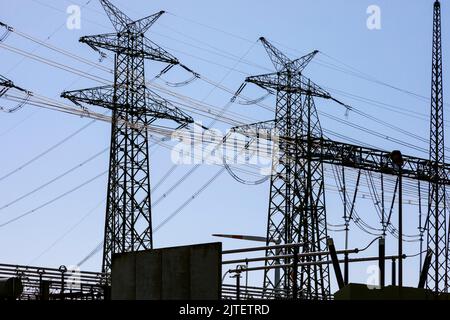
[61,0,193,273]
[427,0,448,293]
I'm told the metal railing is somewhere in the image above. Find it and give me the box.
[0,262,109,300]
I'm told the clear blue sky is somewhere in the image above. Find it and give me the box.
[0,0,448,292]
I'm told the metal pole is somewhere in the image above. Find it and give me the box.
[379,237,385,288]
[59,265,67,301]
[344,237,349,285]
[418,249,433,289]
[343,168,349,286]
[343,167,349,286]
[245,260,249,299]
[398,173,403,287]
[292,246,299,299]
[275,247,281,297]
[392,258,396,286]
[38,269,44,300]
[235,273,241,301]
[327,238,345,290]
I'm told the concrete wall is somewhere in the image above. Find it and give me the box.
[111,242,222,300]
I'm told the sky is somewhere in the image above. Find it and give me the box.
[0,0,448,294]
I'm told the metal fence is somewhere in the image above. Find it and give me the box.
[0,263,109,300]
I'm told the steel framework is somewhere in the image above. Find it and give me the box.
[427,0,447,293]
[232,5,450,291]
[61,0,192,273]
[231,38,347,299]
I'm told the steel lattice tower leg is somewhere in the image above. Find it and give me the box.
[427,0,448,293]
[264,87,329,299]
[297,94,329,298]
[102,48,152,272]
[230,38,334,298]
[61,0,192,274]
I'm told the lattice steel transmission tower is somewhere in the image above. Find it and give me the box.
[61,0,193,273]
[231,38,347,299]
[427,0,448,293]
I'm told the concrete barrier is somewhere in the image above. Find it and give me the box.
[111,242,222,300]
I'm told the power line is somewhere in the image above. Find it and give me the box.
[154,168,225,232]
[28,196,106,265]
[78,167,225,267]
[3,23,443,153]
[0,170,107,228]
[0,119,98,183]
[0,147,108,210]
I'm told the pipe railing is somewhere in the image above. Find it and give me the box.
[0,262,109,300]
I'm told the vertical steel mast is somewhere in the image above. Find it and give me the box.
[61,0,192,273]
[427,0,447,293]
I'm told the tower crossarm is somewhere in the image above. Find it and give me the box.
[289,50,319,72]
[0,74,29,96]
[246,72,333,100]
[79,33,122,54]
[145,88,193,125]
[229,120,276,141]
[127,11,165,34]
[61,85,116,110]
[142,36,179,64]
[0,75,14,96]
[61,85,193,125]
[80,33,178,64]
[0,74,13,88]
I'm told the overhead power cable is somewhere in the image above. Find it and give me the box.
[2,28,444,154]
[0,119,98,183]
[78,168,226,267]
[0,170,107,228]
[0,147,108,210]
[28,196,106,265]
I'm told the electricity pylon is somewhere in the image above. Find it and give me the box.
[427,0,448,293]
[231,38,347,299]
[61,0,193,273]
